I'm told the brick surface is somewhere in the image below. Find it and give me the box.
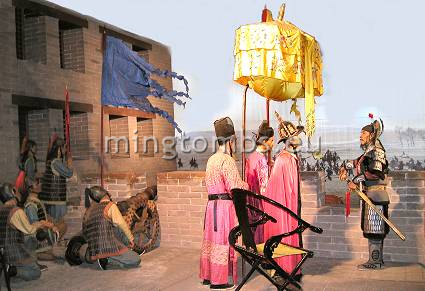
[0,1,176,188]
[157,170,425,264]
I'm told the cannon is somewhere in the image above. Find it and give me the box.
[65,186,160,265]
[117,185,160,252]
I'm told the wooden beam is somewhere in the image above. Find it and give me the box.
[99,26,152,51]
[12,0,88,28]
[102,106,156,119]
[12,94,93,113]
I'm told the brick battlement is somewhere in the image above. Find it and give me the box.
[157,170,425,263]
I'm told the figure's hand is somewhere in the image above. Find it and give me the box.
[339,167,347,181]
[347,181,357,191]
[67,157,73,168]
[129,240,135,249]
[40,220,53,229]
[51,226,60,238]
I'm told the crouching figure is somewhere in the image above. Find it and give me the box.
[82,186,141,270]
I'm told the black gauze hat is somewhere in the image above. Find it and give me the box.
[214,117,235,139]
[257,120,274,139]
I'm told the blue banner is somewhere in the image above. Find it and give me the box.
[101,36,190,133]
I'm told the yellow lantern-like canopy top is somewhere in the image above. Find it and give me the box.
[233,7,323,136]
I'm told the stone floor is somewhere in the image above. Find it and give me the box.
[7,247,425,291]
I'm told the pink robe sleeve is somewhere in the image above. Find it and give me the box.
[257,156,269,196]
[222,156,248,193]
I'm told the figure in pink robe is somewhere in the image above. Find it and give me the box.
[263,113,304,277]
[245,121,275,244]
[199,117,248,288]
[245,150,268,243]
[264,150,302,274]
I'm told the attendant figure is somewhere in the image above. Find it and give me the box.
[263,113,304,282]
[245,120,274,244]
[199,117,248,290]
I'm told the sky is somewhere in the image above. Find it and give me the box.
[50,0,425,132]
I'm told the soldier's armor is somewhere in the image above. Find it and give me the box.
[39,159,67,203]
[355,144,390,240]
[0,205,32,264]
[82,201,128,260]
[24,197,54,252]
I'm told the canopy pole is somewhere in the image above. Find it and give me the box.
[242,85,249,181]
[241,84,249,278]
[266,99,271,174]
[266,99,270,124]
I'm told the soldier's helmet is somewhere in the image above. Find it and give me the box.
[86,186,110,203]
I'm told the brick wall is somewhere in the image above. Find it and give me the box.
[156,171,324,249]
[0,0,176,187]
[302,171,425,263]
[27,108,64,171]
[24,15,47,64]
[157,171,207,248]
[60,27,85,73]
[137,118,154,157]
[108,116,130,158]
[69,112,89,160]
[156,170,425,263]
[64,173,147,238]
[27,109,49,161]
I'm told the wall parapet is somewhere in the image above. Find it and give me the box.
[157,170,424,263]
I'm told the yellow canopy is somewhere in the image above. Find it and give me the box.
[233,5,323,136]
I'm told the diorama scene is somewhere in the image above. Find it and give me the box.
[0,0,424,290]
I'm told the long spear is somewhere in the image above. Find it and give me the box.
[346,178,406,241]
[65,85,71,158]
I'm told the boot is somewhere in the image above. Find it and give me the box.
[358,239,384,270]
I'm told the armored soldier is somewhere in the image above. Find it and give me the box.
[24,179,65,258]
[339,117,389,270]
[83,186,141,270]
[0,183,55,281]
[39,136,73,222]
[15,139,38,193]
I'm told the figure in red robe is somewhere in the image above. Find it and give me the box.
[263,114,305,282]
[199,117,248,290]
[245,121,274,244]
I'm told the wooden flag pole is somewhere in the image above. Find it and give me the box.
[100,105,104,187]
[100,29,106,188]
[65,85,71,158]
